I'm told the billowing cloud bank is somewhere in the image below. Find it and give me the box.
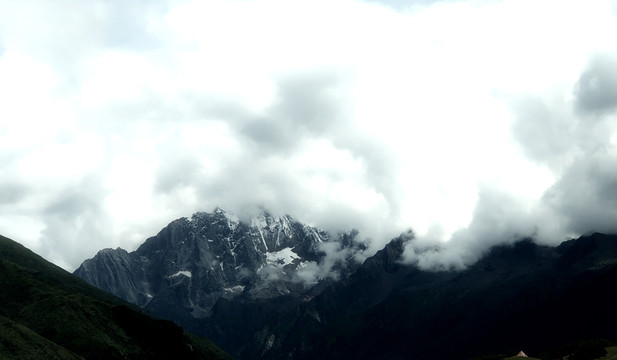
[1,0,616,270]
[405,53,617,270]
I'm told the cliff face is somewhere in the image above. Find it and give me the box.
[75,247,148,305]
[75,208,363,325]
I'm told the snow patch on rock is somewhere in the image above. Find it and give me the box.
[169,270,192,278]
[266,247,299,267]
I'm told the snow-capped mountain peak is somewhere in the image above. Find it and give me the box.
[74,208,362,318]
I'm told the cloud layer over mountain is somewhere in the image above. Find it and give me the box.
[1,0,617,270]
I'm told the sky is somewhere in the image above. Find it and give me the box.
[1,0,617,271]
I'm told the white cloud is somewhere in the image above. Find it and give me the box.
[1,0,617,270]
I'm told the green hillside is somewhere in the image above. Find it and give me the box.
[0,234,231,360]
[599,346,617,360]
[0,315,83,360]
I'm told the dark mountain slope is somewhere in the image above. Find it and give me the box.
[0,234,231,360]
[268,233,617,360]
[0,315,82,360]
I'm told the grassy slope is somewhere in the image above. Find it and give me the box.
[0,234,231,360]
[0,315,83,360]
[598,346,617,360]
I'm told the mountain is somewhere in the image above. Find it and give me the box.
[264,233,617,360]
[74,207,617,359]
[74,208,365,356]
[0,234,231,360]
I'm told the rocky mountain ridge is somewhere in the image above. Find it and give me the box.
[261,233,617,359]
[75,208,364,324]
[75,208,617,359]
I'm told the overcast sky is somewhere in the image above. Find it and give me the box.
[1,0,617,271]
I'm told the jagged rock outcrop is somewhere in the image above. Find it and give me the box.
[76,247,148,305]
[75,208,364,329]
